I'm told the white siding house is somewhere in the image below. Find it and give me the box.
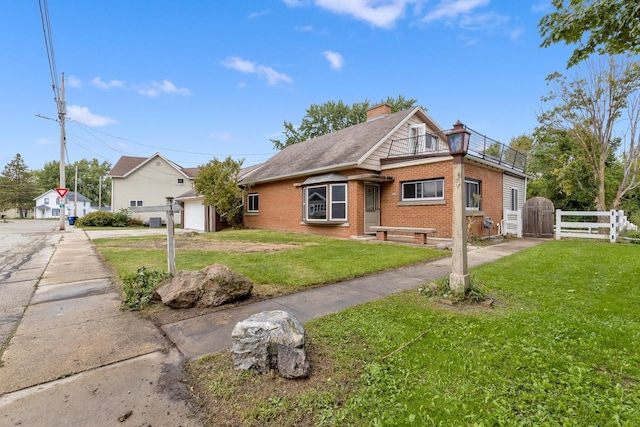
[109,153,199,225]
[34,190,95,219]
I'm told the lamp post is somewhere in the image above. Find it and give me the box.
[448,121,471,294]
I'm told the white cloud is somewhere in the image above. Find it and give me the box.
[67,105,117,127]
[282,0,305,6]
[66,76,83,88]
[249,9,270,19]
[531,0,551,13]
[222,57,257,73]
[323,51,344,71]
[209,131,233,142]
[221,57,293,85]
[509,26,524,41]
[314,0,413,29]
[422,0,490,23]
[295,25,314,32]
[459,12,508,31]
[91,77,125,89]
[138,80,191,97]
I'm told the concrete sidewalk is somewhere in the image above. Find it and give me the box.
[162,238,545,360]
[0,226,203,426]
[0,225,545,426]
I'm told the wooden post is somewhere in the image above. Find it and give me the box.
[449,154,470,294]
[166,197,176,274]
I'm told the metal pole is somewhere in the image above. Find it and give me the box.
[58,73,66,231]
[166,197,176,274]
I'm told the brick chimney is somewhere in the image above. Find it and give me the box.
[366,103,392,121]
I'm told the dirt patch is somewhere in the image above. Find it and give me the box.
[113,238,304,253]
[185,340,359,427]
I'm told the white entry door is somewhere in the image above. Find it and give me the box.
[364,184,380,234]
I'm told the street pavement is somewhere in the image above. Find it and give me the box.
[0,220,59,349]
[0,222,546,426]
[0,223,203,426]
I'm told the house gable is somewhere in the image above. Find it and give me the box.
[242,108,417,184]
[109,153,196,223]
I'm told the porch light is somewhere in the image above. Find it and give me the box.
[447,120,470,155]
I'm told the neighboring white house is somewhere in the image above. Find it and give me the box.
[34,190,95,219]
[109,153,199,225]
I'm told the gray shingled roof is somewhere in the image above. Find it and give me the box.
[242,108,417,184]
[109,153,200,178]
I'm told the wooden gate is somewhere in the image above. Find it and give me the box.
[523,197,555,238]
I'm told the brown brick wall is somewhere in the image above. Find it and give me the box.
[380,160,503,238]
[244,162,504,239]
[243,169,370,239]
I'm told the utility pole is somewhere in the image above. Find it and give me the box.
[74,164,78,218]
[58,73,66,231]
[98,175,102,208]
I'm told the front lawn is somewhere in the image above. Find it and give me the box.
[94,229,445,295]
[187,240,640,426]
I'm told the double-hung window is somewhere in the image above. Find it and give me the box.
[401,179,444,201]
[304,183,347,222]
[465,179,481,210]
[510,188,519,211]
[247,193,259,213]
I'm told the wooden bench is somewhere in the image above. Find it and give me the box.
[370,226,436,245]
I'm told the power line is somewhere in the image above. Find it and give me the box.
[38,0,60,103]
[70,121,275,157]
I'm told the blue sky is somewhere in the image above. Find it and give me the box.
[1,0,574,172]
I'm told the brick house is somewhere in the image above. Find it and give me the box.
[240,104,527,240]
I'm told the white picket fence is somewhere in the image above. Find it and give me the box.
[555,209,636,242]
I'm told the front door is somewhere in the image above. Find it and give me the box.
[364,183,380,234]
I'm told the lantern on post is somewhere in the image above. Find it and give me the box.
[447,121,471,294]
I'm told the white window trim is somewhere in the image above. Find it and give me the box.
[401,179,444,202]
[247,193,259,213]
[303,183,348,222]
[329,183,347,221]
[465,179,481,211]
[510,187,519,211]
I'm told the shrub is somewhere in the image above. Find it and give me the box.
[127,217,144,227]
[111,208,131,227]
[120,267,171,311]
[75,210,114,227]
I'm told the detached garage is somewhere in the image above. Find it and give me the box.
[177,190,225,232]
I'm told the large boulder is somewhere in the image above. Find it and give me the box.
[231,310,309,379]
[154,264,253,309]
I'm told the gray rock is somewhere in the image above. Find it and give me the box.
[231,310,309,379]
[154,263,253,309]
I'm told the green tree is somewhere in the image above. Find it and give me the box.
[0,154,38,217]
[34,159,111,206]
[271,95,417,150]
[194,156,245,227]
[539,0,640,67]
[527,128,597,210]
[538,57,640,211]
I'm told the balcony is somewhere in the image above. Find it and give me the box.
[386,127,527,173]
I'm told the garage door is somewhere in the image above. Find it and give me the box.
[183,200,205,231]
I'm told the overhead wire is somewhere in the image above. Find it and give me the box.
[38,0,60,103]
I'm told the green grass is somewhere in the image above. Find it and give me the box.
[93,229,444,291]
[187,240,640,426]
